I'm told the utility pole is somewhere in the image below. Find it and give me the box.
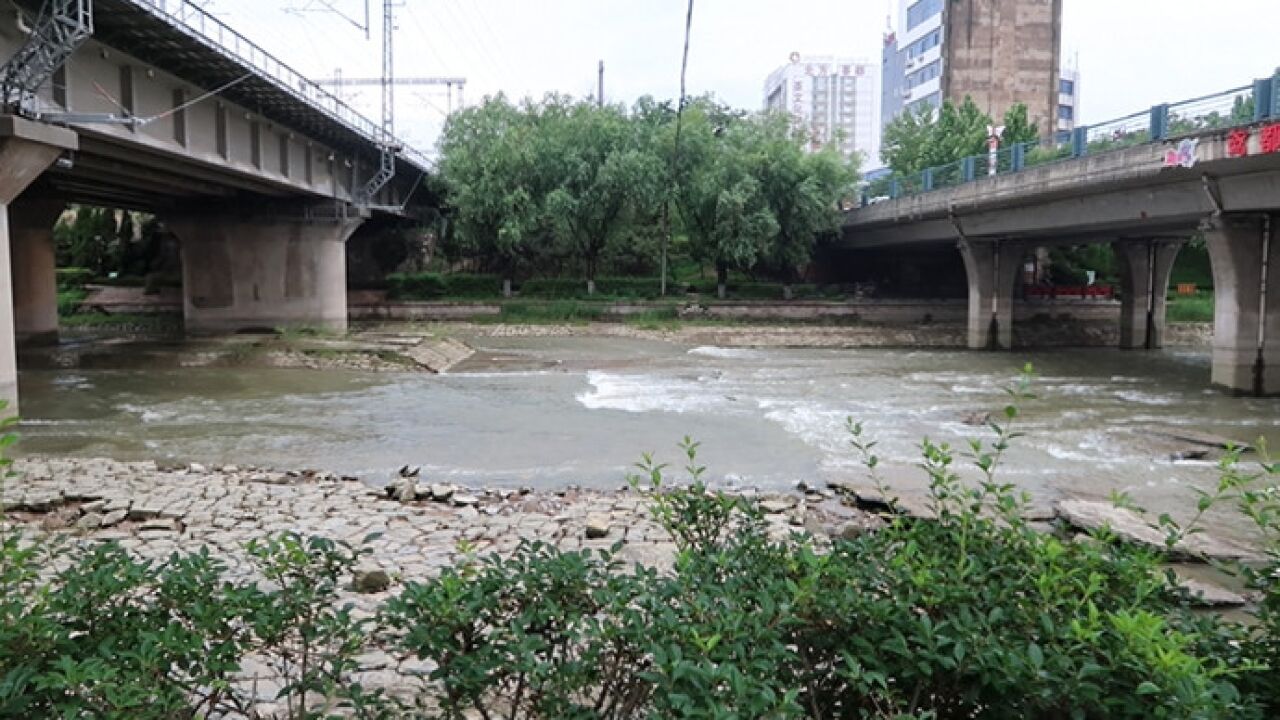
[381,0,395,140]
[597,60,604,108]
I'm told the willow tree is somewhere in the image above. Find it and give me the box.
[675,104,777,298]
[437,95,542,295]
[752,112,857,286]
[540,99,665,294]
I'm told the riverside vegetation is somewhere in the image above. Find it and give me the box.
[3,369,1280,718]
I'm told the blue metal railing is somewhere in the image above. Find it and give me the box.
[863,73,1279,206]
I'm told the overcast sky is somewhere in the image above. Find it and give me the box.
[208,0,1279,157]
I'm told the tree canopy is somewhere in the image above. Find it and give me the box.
[881,98,1040,177]
[434,94,859,291]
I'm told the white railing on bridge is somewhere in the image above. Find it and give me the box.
[124,0,433,171]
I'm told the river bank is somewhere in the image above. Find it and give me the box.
[2,456,878,713]
[2,454,1257,714]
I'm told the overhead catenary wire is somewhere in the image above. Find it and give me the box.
[148,73,253,123]
[433,0,507,88]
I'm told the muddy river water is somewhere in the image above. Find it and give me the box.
[14,332,1280,544]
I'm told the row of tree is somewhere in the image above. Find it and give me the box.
[881,93,1258,183]
[880,98,1040,179]
[54,207,176,282]
[435,94,859,295]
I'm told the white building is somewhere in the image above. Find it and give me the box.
[1057,64,1081,139]
[764,53,879,166]
[896,0,945,117]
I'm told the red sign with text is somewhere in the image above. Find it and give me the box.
[1226,123,1280,158]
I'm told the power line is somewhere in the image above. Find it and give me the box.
[458,0,521,80]
[434,0,509,86]
[661,0,696,297]
[401,4,453,79]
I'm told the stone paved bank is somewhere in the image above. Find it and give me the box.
[1,457,881,715]
[2,457,1255,715]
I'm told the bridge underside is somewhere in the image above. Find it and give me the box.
[842,133,1280,396]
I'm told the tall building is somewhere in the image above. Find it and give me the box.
[1056,64,1080,140]
[764,53,879,166]
[879,0,1069,145]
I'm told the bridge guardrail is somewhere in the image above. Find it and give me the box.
[126,0,432,171]
[866,75,1277,207]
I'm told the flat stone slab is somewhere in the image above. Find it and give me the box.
[1149,427,1253,453]
[1055,499,1259,562]
[1175,576,1249,607]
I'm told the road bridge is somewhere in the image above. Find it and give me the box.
[843,78,1280,396]
[0,0,434,410]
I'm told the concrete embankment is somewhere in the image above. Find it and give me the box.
[77,286,1212,349]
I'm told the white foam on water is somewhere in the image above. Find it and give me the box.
[116,403,178,424]
[576,370,727,414]
[1114,390,1178,406]
[688,346,764,360]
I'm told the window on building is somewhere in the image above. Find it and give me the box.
[1058,105,1074,120]
[907,0,943,31]
[1059,78,1075,95]
[906,28,942,59]
[906,91,941,116]
[905,60,941,90]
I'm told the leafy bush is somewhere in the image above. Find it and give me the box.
[386,273,504,300]
[517,278,592,299]
[442,274,503,299]
[387,272,449,300]
[55,267,94,290]
[56,288,86,317]
[1167,292,1214,323]
[0,413,387,720]
[0,532,387,719]
[498,301,606,322]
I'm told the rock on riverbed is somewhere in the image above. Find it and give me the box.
[1054,499,1259,562]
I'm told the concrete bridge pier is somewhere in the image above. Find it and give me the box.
[10,197,66,347]
[1114,238,1183,350]
[0,117,77,414]
[959,239,1025,350]
[168,207,364,334]
[1206,214,1280,396]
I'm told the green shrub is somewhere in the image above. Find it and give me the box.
[499,300,605,322]
[0,528,385,718]
[593,277,667,299]
[1168,292,1214,323]
[1170,240,1213,290]
[443,274,502,298]
[517,278,590,299]
[56,288,86,317]
[55,268,94,289]
[387,272,449,300]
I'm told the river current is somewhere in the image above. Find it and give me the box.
[14,334,1280,542]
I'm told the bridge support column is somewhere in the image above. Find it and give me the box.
[0,116,77,415]
[1206,214,1280,396]
[1114,238,1182,350]
[169,209,364,334]
[959,239,1024,350]
[10,197,65,346]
